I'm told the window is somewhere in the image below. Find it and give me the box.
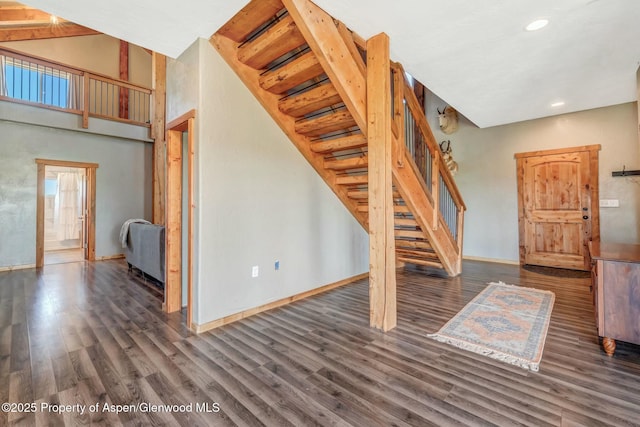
[2,59,69,108]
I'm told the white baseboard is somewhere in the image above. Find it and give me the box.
[96,254,125,261]
[0,263,36,272]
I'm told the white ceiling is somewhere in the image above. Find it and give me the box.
[18,0,640,128]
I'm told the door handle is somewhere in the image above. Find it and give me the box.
[583,215,589,220]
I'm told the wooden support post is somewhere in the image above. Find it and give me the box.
[119,40,129,119]
[152,52,167,225]
[367,33,396,332]
[165,129,182,313]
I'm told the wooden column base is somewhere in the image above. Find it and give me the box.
[602,337,616,356]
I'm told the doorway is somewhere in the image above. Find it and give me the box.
[165,110,195,329]
[43,165,86,265]
[515,145,600,271]
[36,159,98,268]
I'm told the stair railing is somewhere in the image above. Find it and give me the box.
[390,62,466,254]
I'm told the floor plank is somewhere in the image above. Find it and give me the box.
[1,259,639,426]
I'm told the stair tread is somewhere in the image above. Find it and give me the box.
[310,134,367,154]
[395,240,433,251]
[217,0,284,43]
[397,256,443,269]
[295,110,357,137]
[394,218,419,227]
[394,229,424,239]
[395,248,438,259]
[324,156,368,171]
[260,51,325,94]
[336,175,368,186]
[279,83,343,117]
[237,14,306,70]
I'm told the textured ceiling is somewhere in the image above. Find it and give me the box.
[16,0,640,127]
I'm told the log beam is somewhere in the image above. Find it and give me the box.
[367,33,396,331]
[152,52,167,225]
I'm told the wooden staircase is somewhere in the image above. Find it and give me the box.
[211,0,465,277]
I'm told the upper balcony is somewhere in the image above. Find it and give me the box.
[0,45,153,141]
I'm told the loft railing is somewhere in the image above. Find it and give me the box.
[0,47,151,128]
[391,62,466,252]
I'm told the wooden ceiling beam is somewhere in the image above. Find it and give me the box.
[0,24,99,42]
[0,7,56,22]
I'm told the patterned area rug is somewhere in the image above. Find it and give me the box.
[428,281,555,372]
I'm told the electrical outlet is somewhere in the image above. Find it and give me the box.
[599,199,620,208]
[252,265,259,277]
[275,260,280,271]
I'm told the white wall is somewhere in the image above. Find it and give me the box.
[425,97,640,263]
[0,118,152,268]
[167,39,369,326]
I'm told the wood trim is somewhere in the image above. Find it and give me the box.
[164,113,195,325]
[86,167,96,261]
[516,156,526,265]
[88,74,152,94]
[88,113,151,128]
[166,109,196,131]
[96,254,125,261]
[514,144,601,159]
[82,73,90,129]
[35,159,99,168]
[367,32,396,332]
[462,255,519,265]
[165,129,182,313]
[36,163,45,268]
[35,159,97,265]
[590,149,600,243]
[0,264,36,273]
[187,117,195,329]
[119,40,129,120]
[193,273,369,333]
[152,52,167,225]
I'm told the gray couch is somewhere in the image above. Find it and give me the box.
[124,222,165,283]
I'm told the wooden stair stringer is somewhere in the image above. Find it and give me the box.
[392,138,461,276]
[282,0,367,135]
[211,33,369,231]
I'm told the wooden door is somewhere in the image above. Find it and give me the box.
[516,145,600,271]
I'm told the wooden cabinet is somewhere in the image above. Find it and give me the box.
[589,241,640,355]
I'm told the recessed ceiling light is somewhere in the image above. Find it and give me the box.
[551,101,565,107]
[50,15,59,24]
[526,19,549,31]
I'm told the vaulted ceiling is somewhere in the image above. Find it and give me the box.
[7,0,640,128]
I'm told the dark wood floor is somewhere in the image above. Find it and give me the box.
[2,260,640,426]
